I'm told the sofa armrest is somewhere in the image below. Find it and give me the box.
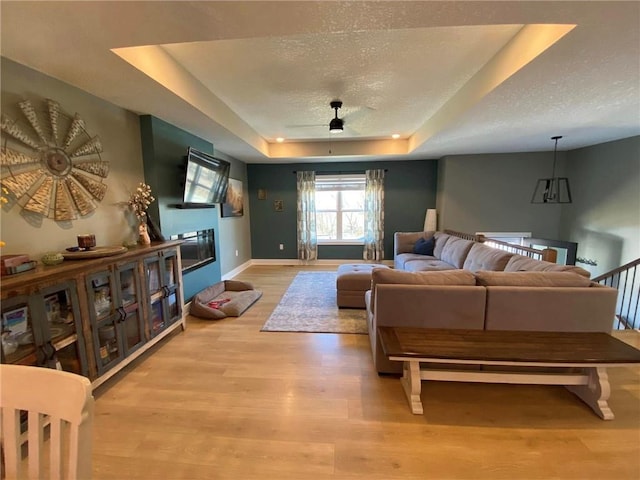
[394,231,431,256]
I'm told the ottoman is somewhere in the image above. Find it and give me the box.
[336,263,390,308]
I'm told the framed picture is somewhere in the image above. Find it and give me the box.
[222,178,244,217]
[2,305,29,335]
[274,199,284,212]
[257,188,267,200]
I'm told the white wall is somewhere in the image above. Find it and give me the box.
[1,58,145,259]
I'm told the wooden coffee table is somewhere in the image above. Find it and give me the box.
[378,327,640,419]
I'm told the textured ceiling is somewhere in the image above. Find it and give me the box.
[161,25,522,141]
[1,1,639,163]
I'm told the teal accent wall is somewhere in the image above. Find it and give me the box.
[247,160,437,259]
[139,115,222,300]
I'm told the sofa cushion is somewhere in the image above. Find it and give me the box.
[463,243,514,272]
[413,236,435,255]
[373,268,476,286]
[439,237,475,269]
[432,232,452,259]
[395,252,436,269]
[475,271,592,287]
[504,254,591,278]
[368,268,477,315]
[404,259,456,272]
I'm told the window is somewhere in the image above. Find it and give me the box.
[315,174,365,244]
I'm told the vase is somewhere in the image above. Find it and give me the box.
[138,223,151,245]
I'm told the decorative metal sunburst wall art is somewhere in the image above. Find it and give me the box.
[0,98,108,221]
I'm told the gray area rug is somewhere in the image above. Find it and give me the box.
[261,271,368,334]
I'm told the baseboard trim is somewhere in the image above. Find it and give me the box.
[221,260,253,280]
[249,259,393,266]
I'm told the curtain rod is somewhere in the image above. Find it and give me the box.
[292,169,388,175]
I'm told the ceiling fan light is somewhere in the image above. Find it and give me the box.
[329,118,343,133]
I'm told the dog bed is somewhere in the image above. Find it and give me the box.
[190,280,262,319]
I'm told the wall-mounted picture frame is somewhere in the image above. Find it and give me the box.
[257,188,267,200]
[222,178,244,217]
[274,199,284,212]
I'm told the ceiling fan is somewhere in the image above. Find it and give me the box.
[286,99,367,135]
[329,100,344,133]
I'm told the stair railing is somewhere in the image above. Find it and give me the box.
[444,230,555,262]
[593,258,640,330]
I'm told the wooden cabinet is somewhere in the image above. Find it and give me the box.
[0,281,88,376]
[0,242,185,388]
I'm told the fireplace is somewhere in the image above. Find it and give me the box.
[170,229,215,273]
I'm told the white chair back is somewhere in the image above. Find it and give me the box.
[1,364,94,479]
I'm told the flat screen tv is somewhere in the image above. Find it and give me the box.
[180,147,230,207]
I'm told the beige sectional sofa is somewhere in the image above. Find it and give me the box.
[366,231,617,374]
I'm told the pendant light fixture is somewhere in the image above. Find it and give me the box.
[329,101,344,133]
[531,135,572,204]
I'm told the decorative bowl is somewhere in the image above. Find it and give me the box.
[41,252,64,266]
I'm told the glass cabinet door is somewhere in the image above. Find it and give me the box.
[145,251,183,337]
[163,251,178,287]
[149,298,166,337]
[145,256,165,338]
[116,263,145,355]
[146,257,162,296]
[163,251,182,326]
[86,271,124,374]
[36,282,88,376]
[1,296,39,366]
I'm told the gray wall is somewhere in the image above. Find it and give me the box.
[437,151,567,238]
[214,150,252,275]
[560,136,640,277]
[247,160,438,260]
[437,139,640,277]
[0,58,145,258]
[0,59,250,300]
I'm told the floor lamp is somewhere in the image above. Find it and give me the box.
[424,209,437,232]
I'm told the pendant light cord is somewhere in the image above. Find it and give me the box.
[550,135,562,178]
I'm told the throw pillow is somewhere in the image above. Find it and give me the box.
[413,237,435,256]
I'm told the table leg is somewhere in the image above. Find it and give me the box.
[400,360,423,414]
[566,367,614,420]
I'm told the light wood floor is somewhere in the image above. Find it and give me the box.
[93,265,640,480]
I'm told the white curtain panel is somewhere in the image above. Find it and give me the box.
[296,171,317,261]
[363,169,385,261]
